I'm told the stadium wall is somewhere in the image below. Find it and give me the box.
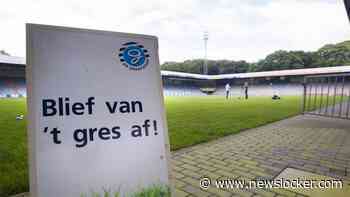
[1,58,349,98]
[0,62,26,98]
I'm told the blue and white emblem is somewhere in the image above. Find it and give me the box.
[118,42,149,70]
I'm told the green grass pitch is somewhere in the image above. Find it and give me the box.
[166,96,301,150]
[0,96,301,196]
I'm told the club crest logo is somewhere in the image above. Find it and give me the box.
[118,42,149,70]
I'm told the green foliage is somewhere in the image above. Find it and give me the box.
[0,99,28,197]
[130,185,170,197]
[255,50,308,71]
[161,40,350,74]
[313,43,350,67]
[161,59,250,75]
[80,185,170,197]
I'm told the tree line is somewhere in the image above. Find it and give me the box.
[161,41,350,75]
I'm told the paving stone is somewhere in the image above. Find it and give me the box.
[206,187,232,197]
[225,160,244,166]
[170,115,350,197]
[229,188,255,197]
[174,189,189,197]
[173,165,185,171]
[250,171,273,180]
[244,164,268,173]
[329,168,346,176]
[231,165,250,173]
[270,189,298,197]
[211,159,230,166]
[259,164,283,174]
[182,177,200,187]
[233,170,256,180]
[174,179,187,188]
[197,164,218,172]
[198,170,222,179]
[174,172,186,179]
[240,159,259,166]
[182,169,202,179]
[182,160,199,167]
[182,164,200,172]
[173,160,185,166]
[182,185,212,197]
[216,170,240,179]
[216,164,235,173]
[253,189,277,197]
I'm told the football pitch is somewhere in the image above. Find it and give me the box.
[0,96,301,196]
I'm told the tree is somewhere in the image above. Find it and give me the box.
[311,44,350,67]
[160,40,350,74]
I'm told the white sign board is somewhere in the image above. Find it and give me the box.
[26,24,170,197]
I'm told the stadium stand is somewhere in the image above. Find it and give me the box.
[0,54,26,98]
[162,67,350,97]
[162,77,207,96]
[1,54,350,98]
[163,85,205,96]
[213,83,303,97]
[0,77,26,98]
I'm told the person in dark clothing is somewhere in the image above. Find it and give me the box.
[225,83,231,99]
[244,82,249,99]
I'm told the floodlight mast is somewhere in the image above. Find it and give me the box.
[203,31,209,75]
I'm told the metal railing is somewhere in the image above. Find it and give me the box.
[302,73,350,120]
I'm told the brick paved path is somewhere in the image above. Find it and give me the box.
[171,115,350,197]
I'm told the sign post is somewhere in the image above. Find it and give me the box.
[26,24,171,197]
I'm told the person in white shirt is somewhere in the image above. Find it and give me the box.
[225,83,231,99]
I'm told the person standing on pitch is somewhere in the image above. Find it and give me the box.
[225,83,231,99]
[244,81,249,99]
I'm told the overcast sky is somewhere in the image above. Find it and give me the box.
[1,0,349,63]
